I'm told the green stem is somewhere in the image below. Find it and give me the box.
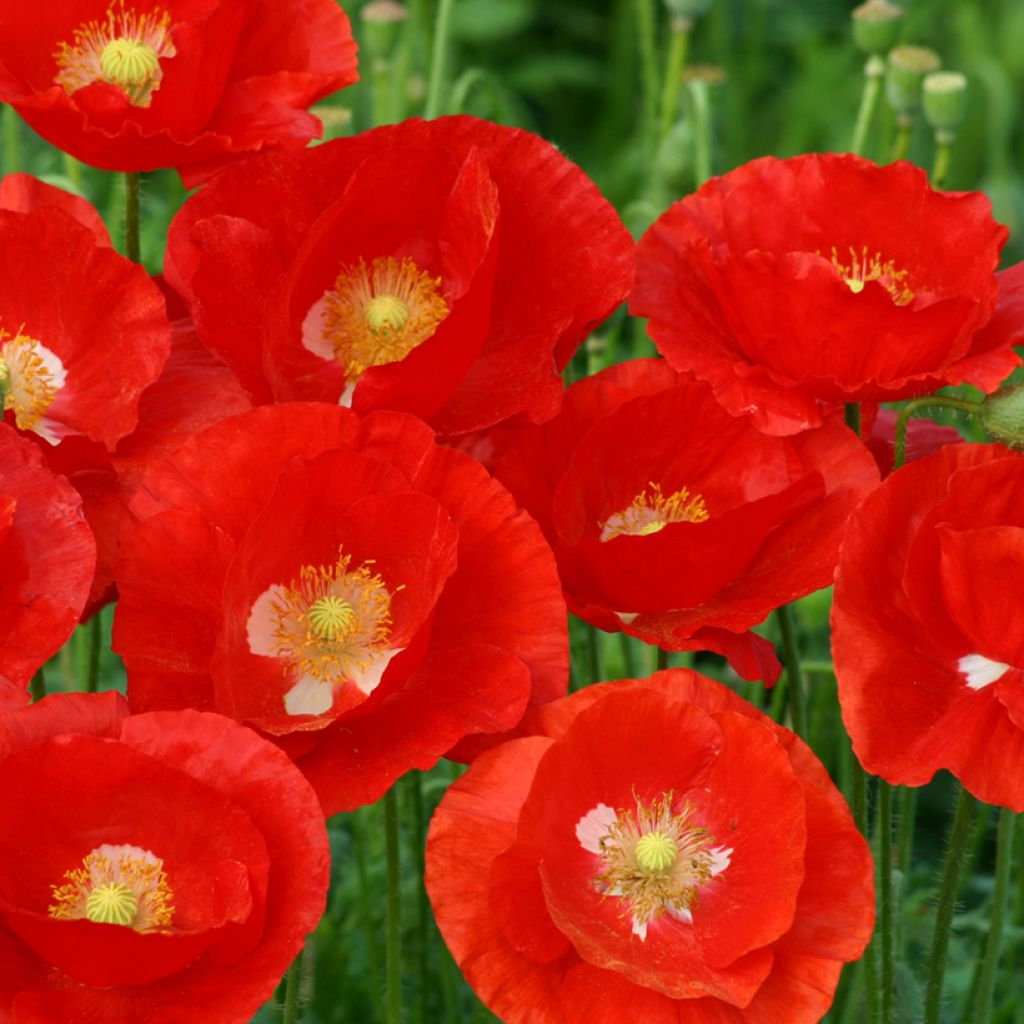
[409,774,429,1024]
[2,104,21,174]
[891,120,913,162]
[877,782,895,1022]
[844,401,861,438]
[893,395,983,470]
[635,0,659,151]
[30,666,46,702]
[351,809,385,1019]
[658,17,691,141]
[923,786,977,1024]
[974,807,1016,1022]
[86,614,102,693]
[385,787,402,1024]
[896,786,917,953]
[656,647,669,672]
[688,78,712,186]
[775,604,806,738]
[281,946,304,1024]
[124,172,141,264]
[932,138,953,189]
[372,58,393,127]
[618,632,638,679]
[585,624,602,684]
[850,56,885,157]
[424,0,455,118]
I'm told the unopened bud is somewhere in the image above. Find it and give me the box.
[664,0,711,20]
[851,0,904,56]
[886,45,941,118]
[361,0,407,60]
[980,385,1024,449]
[923,71,967,138]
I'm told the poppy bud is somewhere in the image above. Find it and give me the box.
[886,45,941,120]
[980,384,1024,449]
[923,70,968,140]
[852,0,904,56]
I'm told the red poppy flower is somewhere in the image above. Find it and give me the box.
[0,691,329,1022]
[0,172,171,450]
[41,310,254,615]
[426,669,874,1023]
[632,154,1024,435]
[113,403,568,813]
[0,0,358,187]
[162,115,634,436]
[833,442,1024,809]
[0,424,96,704]
[490,359,880,683]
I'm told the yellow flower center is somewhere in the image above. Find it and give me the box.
[55,1,176,108]
[322,257,449,385]
[85,883,138,926]
[49,844,173,932]
[267,549,395,685]
[590,793,728,937]
[635,832,679,876]
[829,245,914,306]
[600,482,709,542]
[0,328,63,433]
[307,595,358,642]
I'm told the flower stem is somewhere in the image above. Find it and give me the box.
[656,647,669,672]
[932,139,953,188]
[350,808,385,1019]
[281,946,304,1024]
[844,401,861,437]
[86,613,102,693]
[658,17,691,141]
[29,666,46,702]
[688,78,713,186]
[775,603,806,738]
[385,787,403,1024]
[636,0,660,152]
[2,105,21,174]
[923,785,976,1024]
[850,56,885,157]
[409,773,430,1024]
[424,0,455,118]
[124,172,141,264]
[586,624,603,684]
[893,395,984,470]
[891,120,912,162]
[877,781,895,1022]
[974,806,1016,1021]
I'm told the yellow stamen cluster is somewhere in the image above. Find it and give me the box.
[55,1,176,108]
[269,550,394,684]
[600,482,709,542]
[0,329,60,431]
[322,257,449,385]
[49,844,173,932]
[829,245,914,306]
[593,793,722,932]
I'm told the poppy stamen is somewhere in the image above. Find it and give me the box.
[49,844,173,932]
[55,1,176,108]
[600,482,708,542]
[829,245,914,305]
[576,793,731,942]
[321,256,449,386]
[0,328,65,434]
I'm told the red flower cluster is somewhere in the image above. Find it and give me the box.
[0,693,328,1022]
[0,0,358,185]
[834,443,1024,810]
[0,425,95,704]
[427,670,874,1023]
[0,172,170,450]
[163,115,634,436]
[492,359,879,681]
[633,154,1024,434]
[114,404,568,813]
